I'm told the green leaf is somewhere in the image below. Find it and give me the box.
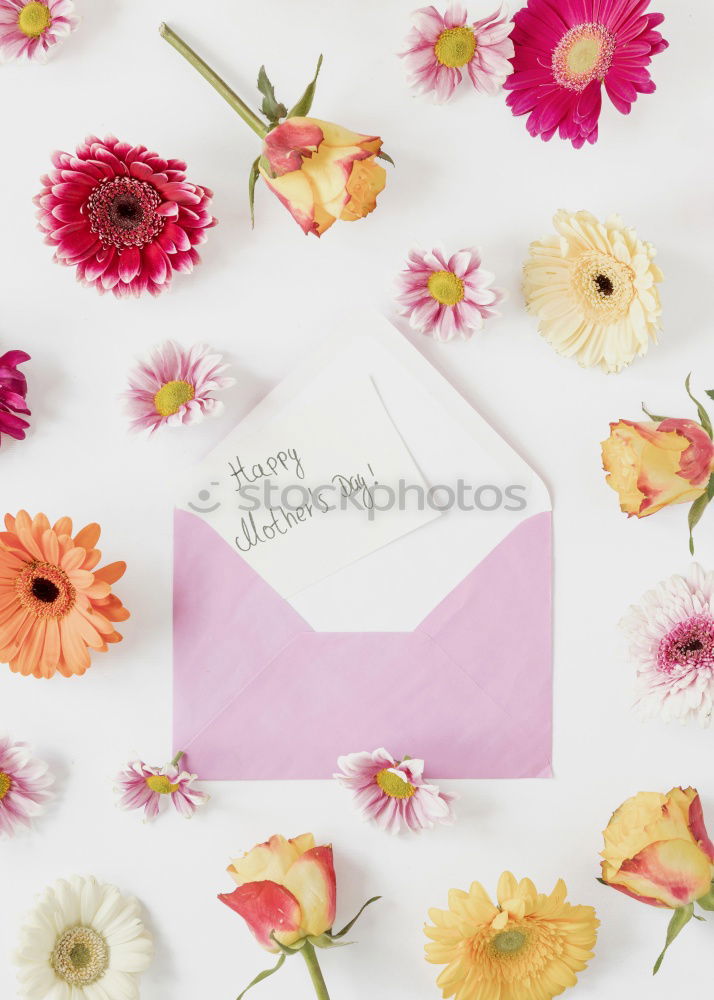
[641,403,668,423]
[287,55,323,118]
[685,373,713,438]
[653,905,693,975]
[330,896,381,940]
[689,492,712,555]
[706,390,714,402]
[708,473,714,501]
[377,150,395,167]
[236,954,286,1000]
[248,156,260,228]
[257,66,287,124]
[696,882,714,911]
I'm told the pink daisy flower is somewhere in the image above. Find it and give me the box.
[35,135,216,297]
[504,0,668,148]
[335,749,454,834]
[116,753,209,821]
[397,247,504,342]
[0,736,53,837]
[0,349,31,446]
[401,4,514,101]
[0,0,79,63]
[125,340,235,433]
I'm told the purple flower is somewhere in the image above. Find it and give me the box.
[0,350,31,447]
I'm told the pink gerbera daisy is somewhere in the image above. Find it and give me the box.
[397,247,503,341]
[35,135,216,297]
[0,350,31,446]
[504,0,668,148]
[0,0,79,62]
[125,341,235,433]
[335,749,454,834]
[116,752,209,821]
[0,736,53,837]
[401,4,514,101]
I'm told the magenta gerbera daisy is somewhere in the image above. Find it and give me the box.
[0,350,31,447]
[397,247,503,341]
[116,753,209,821]
[125,340,235,433]
[0,736,53,837]
[504,0,668,148]
[0,0,79,62]
[35,136,216,297]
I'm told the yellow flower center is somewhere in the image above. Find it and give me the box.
[154,379,195,417]
[146,774,180,795]
[428,270,465,306]
[18,1,52,37]
[0,772,12,800]
[572,251,635,322]
[51,926,109,987]
[491,928,528,956]
[552,22,616,92]
[15,561,77,620]
[376,768,416,799]
[434,26,476,68]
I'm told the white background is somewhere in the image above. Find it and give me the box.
[1,0,713,997]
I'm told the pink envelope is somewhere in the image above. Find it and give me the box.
[173,507,552,779]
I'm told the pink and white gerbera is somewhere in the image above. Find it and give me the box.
[401,4,514,102]
[125,340,235,434]
[622,565,714,727]
[35,135,216,297]
[397,247,504,342]
[504,0,668,148]
[0,736,53,837]
[0,0,79,62]
[116,754,209,821]
[335,749,454,834]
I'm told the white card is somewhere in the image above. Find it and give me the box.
[179,374,440,596]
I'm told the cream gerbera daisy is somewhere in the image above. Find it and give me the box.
[425,871,599,1000]
[16,875,154,1000]
[524,209,663,373]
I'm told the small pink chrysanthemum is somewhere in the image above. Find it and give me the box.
[504,0,668,148]
[0,350,31,446]
[116,753,209,821]
[0,736,53,837]
[622,565,714,726]
[397,247,503,342]
[0,0,79,62]
[401,4,514,102]
[35,135,216,297]
[125,340,235,433]
[335,749,454,834]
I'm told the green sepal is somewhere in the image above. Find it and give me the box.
[269,932,304,955]
[257,65,287,124]
[248,156,261,228]
[706,390,714,402]
[309,932,354,950]
[287,55,324,118]
[641,403,669,423]
[688,486,713,555]
[685,373,713,438]
[696,882,714,911]
[331,896,381,940]
[377,150,395,167]
[653,904,694,975]
[236,953,286,999]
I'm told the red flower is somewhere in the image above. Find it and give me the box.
[35,136,216,297]
[0,350,31,446]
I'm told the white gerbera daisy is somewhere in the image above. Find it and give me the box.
[621,564,714,726]
[15,875,154,1000]
[524,209,663,373]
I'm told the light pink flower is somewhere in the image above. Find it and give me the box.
[35,135,216,297]
[0,0,79,63]
[0,736,53,837]
[116,754,209,821]
[397,247,503,342]
[335,748,454,834]
[125,341,235,433]
[401,4,514,102]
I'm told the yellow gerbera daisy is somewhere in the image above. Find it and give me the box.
[524,209,663,373]
[425,871,599,1000]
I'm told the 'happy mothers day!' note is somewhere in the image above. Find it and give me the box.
[179,376,439,596]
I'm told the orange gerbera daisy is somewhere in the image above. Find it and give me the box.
[425,872,599,1000]
[0,510,129,679]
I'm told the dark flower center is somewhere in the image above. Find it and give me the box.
[594,273,614,297]
[86,176,165,250]
[32,577,60,604]
[658,614,714,673]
